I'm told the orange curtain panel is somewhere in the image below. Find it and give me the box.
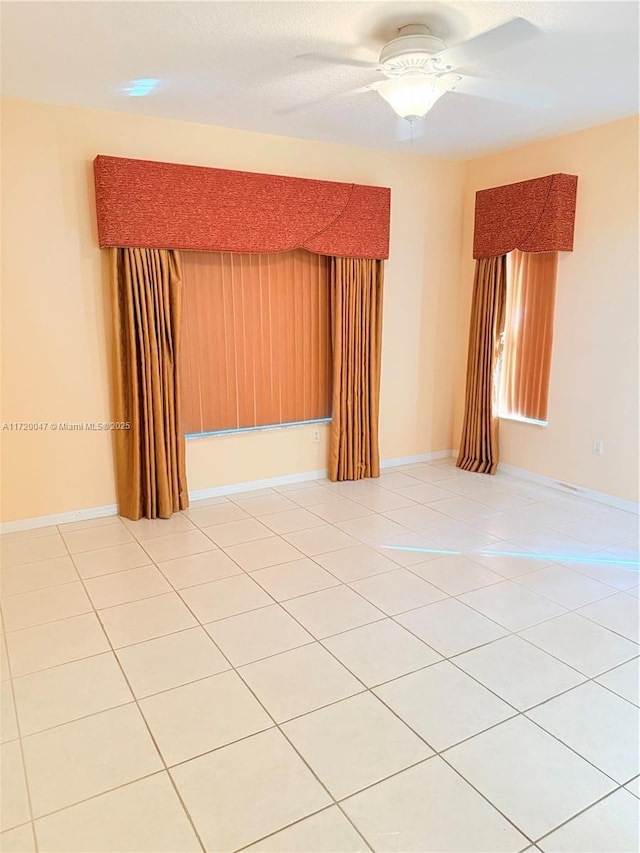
[500,250,558,424]
[457,255,507,475]
[110,247,188,519]
[329,257,384,481]
[180,249,332,434]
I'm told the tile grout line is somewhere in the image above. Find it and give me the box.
[360,654,637,840]
[3,551,637,692]
[0,821,38,849]
[4,479,636,625]
[192,493,640,842]
[0,601,39,846]
[146,548,377,853]
[4,612,636,747]
[165,540,551,848]
[2,541,634,624]
[4,476,636,580]
[230,803,359,852]
[3,544,635,639]
[2,464,637,848]
[61,517,377,852]
[387,566,638,647]
[529,781,640,848]
[186,503,520,850]
[5,623,638,743]
[154,528,382,851]
[386,593,639,704]
[3,550,638,701]
[30,534,211,853]
[436,748,628,850]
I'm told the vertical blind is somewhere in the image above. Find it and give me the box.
[181,248,332,435]
[499,249,558,424]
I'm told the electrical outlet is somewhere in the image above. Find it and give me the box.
[312,429,321,444]
[593,439,603,456]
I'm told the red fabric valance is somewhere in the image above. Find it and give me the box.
[473,173,578,259]
[94,155,391,260]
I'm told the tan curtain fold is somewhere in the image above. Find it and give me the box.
[110,247,188,519]
[329,257,384,481]
[500,250,558,423]
[457,255,507,475]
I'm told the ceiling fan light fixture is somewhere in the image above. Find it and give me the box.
[378,24,447,77]
[377,74,446,121]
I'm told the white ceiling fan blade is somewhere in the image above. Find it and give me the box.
[449,75,555,109]
[276,83,378,115]
[432,17,540,71]
[295,52,378,70]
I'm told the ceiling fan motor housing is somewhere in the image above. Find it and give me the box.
[379,25,449,77]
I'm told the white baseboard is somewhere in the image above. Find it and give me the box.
[4,448,635,533]
[188,468,328,502]
[381,450,453,468]
[189,450,454,501]
[498,463,639,515]
[448,450,638,514]
[0,504,119,535]
[0,451,457,533]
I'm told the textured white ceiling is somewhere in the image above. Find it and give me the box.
[1,1,638,158]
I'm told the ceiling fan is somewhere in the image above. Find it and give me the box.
[292,17,552,126]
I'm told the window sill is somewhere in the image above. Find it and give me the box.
[186,418,331,440]
[498,413,548,427]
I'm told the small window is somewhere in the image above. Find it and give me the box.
[181,249,332,435]
[498,249,558,426]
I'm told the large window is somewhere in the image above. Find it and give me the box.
[498,249,558,426]
[181,248,332,435]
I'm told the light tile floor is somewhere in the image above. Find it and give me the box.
[1,458,638,852]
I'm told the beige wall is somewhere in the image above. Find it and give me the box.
[3,99,636,523]
[0,97,464,522]
[454,116,640,503]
